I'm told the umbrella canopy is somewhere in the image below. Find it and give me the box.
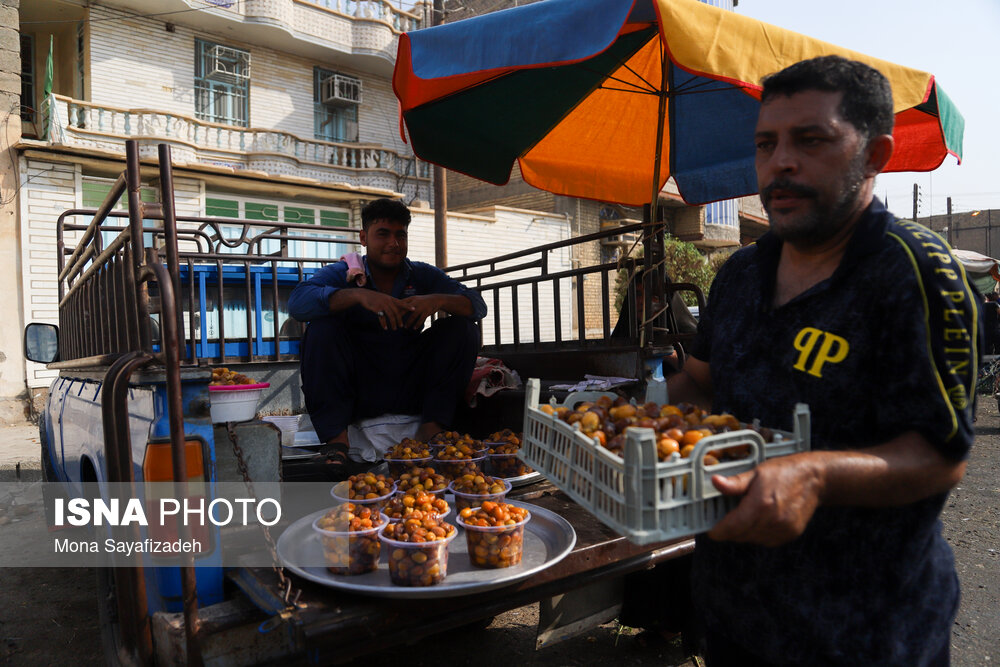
[393,0,963,207]
[953,249,1000,294]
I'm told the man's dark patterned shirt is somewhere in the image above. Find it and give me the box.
[689,198,978,665]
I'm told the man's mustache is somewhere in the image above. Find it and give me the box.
[761,179,819,206]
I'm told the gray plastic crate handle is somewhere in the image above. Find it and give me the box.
[690,430,766,500]
[554,389,620,410]
[623,426,658,532]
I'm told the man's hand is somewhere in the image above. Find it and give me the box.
[333,289,414,330]
[707,453,824,547]
[400,294,443,330]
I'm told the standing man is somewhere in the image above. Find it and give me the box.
[669,56,978,665]
[289,198,487,473]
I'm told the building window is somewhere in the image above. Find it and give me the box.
[76,22,86,100]
[205,195,350,261]
[314,67,358,143]
[20,34,34,123]
[194,39,249,127]
[82,177,159,247]
[705,200,738,228]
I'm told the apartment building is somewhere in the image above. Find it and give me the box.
[3,0,572,417]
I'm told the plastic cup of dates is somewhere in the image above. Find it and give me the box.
[488,452,532,478]
[330,480,396,513]
[312,513,385,576]
[456,506,531,569]
[448,477,512,512]
[382,494,452,524]
[384,455,433,478]
[435,455,487,481]
[379,524,457,587]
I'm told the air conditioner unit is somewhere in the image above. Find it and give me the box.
[321,74,362,107]
[208,45,251,84]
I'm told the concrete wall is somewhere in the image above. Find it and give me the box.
[0,0,25,421]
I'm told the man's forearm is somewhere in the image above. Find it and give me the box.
[815,431,966,507]
[328,288,360,312]
[435,294,474,318]
[666,356,713,411]
[707,430,967,545]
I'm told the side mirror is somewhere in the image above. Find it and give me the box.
[24,323,59,364]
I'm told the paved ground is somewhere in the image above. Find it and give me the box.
[0,422,40,468]
[0,407,996,665]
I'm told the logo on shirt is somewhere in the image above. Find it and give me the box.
[792,327,850,378]
[403,284,417,298]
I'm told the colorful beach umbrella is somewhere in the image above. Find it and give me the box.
[393,0,963,207]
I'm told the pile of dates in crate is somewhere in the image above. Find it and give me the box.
[540,396,774,464]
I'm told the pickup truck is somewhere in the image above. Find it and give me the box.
[23,140,702,665]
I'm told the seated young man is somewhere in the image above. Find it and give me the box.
[288,198,487,475]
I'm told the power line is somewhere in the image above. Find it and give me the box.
[20,1,246,25]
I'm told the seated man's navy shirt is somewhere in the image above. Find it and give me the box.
[689,199,978,665]
[288,257,487,323]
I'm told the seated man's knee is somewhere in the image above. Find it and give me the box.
[301,316,347,352]
[432,316,480,352]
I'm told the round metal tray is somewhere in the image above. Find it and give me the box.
[503,470,543,488]
[276,500,576,599]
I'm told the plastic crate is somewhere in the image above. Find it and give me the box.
[520,378,811,544]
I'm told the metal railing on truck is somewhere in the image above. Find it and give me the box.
[56,180,360,369]
[54,140,360,662]
[51,140,212,664]
[444,219,705,382]
[53,139,365,664]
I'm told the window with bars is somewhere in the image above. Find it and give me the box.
[314,67,358,143]
[194,39,249,127]
[20,34,34,123]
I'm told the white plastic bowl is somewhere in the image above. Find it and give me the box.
[208,383,269,423]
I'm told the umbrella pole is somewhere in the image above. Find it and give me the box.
[641,48,670,353]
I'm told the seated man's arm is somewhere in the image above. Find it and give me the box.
[401,266,488,329]
[288,263,348,321]
[290,262,415,329]
[666,355,713,411]
[707,433,967,547]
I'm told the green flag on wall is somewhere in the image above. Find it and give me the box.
[40,36,53,140]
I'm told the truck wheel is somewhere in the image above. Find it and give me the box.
[96,566,131,666]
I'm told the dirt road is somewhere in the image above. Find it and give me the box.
[1,402,997,665]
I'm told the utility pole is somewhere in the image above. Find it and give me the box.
[946,196,953,247]
[432,0,448,268]
[912,183,919,220]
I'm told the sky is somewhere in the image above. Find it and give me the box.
[735,0,1000,218]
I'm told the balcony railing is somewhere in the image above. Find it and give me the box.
[305,0,425,32]
[198,0,425,32]
[45,95,430,183]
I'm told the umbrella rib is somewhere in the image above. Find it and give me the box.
[618,61,660,94]
[671,75,752,96]
[569,53,658,95]
[598,84,659,96]
[587,69,657,94]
